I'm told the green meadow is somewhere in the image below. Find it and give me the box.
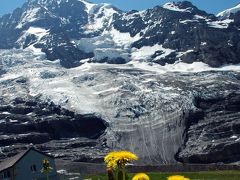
[85,170,240,180]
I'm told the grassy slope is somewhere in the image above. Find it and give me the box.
[85,171,240,180]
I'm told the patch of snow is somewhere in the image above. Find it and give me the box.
[131,44,175,60]
[57,169,81,176]
[128,61,240,74]
[177,49,194,58]
[0,120,6,124]
[17,27,49,55]
[106,27,141,48]
[1,112,11,115]
[163,2,191,12]
[0,135,9,138]
[19,133,31,136]
[79,0,96,13]
[26,27,49,40]
[79,58,90,63]
[9,120,18,123]
[194,15,206,19]
[217,4,240,18]
[85,4,118,31]
[16,7,41,29]
[70,177,79,180]
[207,19,234,29]
[179,19,198,24]
[122,10,145,21]
[230,135,238,139]
[76,27,140,61]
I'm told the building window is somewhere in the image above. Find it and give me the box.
[3,170,11,178]
[30,164,37,172]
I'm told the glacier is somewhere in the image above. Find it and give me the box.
[1,48,240,164]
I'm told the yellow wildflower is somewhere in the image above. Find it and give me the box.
[41,158,53,174]
[132,173,150,180]
[104,151,138,169]
[114,151,138,165]
[167,175,190,180]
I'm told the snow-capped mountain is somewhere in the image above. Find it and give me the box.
[217,3,240,19]
[0,0,240,166]
[0,0,240,68]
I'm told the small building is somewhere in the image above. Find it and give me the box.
[0,147,59,180]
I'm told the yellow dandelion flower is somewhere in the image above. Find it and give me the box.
[117,151,138,161]
[114,150,138,166]
[167,175,190,180]
[132,173,150,180]
[104,151,138,169]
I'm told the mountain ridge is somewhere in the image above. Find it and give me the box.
[0,0,240,68]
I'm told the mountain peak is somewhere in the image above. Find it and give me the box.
[26,0,95,8]
[217,3,240,19]
[162,1,195,13]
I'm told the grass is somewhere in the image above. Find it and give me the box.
[84,170,240,180]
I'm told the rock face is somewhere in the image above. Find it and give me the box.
[0,0,240,165]
[178,93,240,164]
[0,96,108,162]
